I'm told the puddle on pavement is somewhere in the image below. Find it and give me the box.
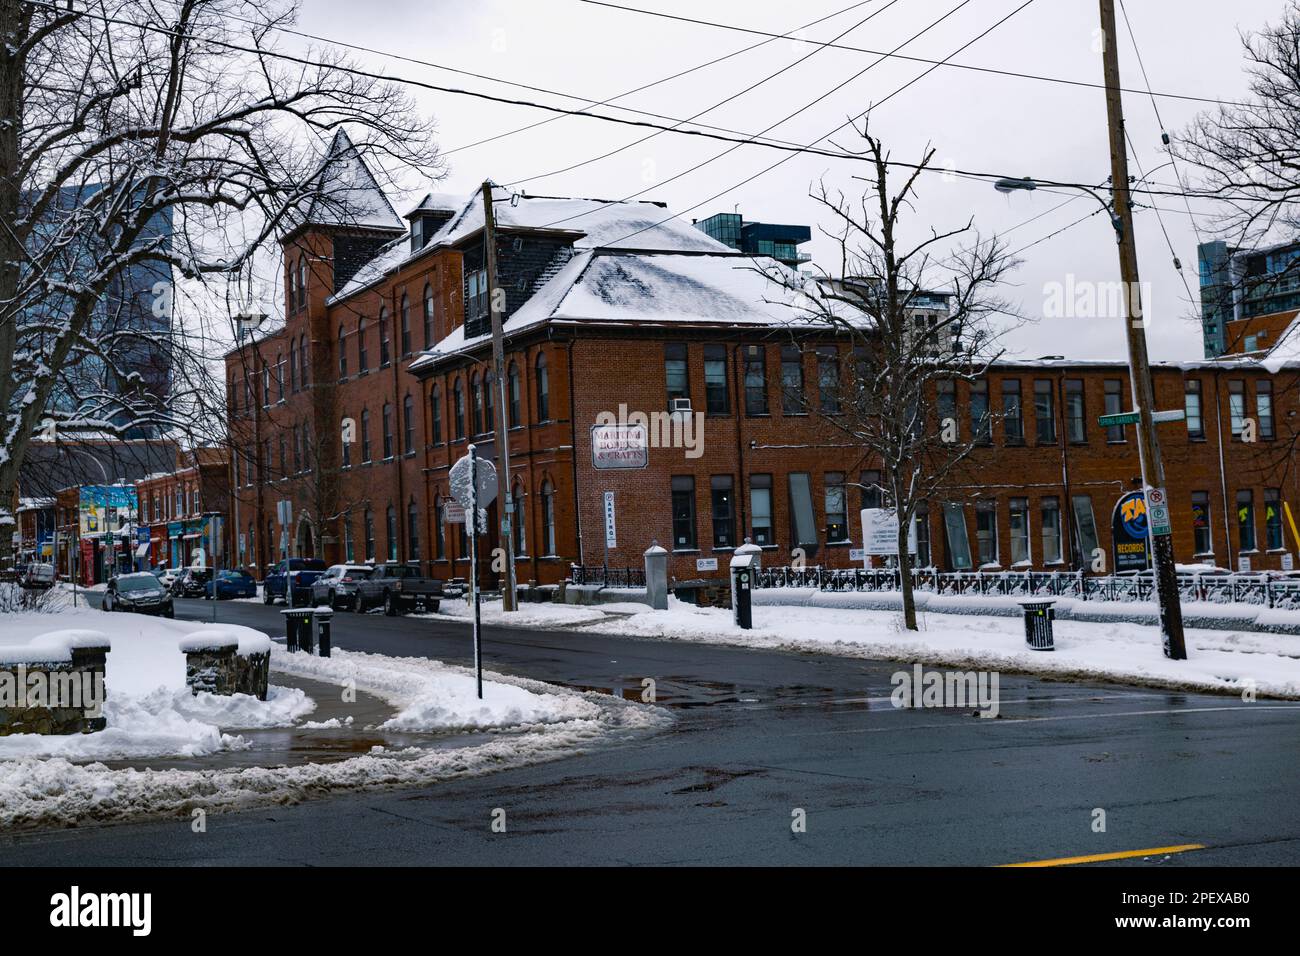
[95,675,493,773]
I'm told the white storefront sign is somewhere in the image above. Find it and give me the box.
[591,424,649,470]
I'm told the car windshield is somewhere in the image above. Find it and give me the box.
[188,570,213,581]
[119,575,164,593]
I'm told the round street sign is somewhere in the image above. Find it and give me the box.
[450,452,498,510]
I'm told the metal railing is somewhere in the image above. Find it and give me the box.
[568,564,646,588]
[752,566,1300,609]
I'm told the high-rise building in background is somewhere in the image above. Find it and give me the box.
[1198,238,1300,358]
[693,211,812,269]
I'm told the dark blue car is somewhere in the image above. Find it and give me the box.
[206,569,258,600]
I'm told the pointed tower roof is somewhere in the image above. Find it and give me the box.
[299,129,405,234]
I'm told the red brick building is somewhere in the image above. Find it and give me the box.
[226,136,1300,588]
[135,447,231,570]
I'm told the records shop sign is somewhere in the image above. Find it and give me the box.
[591,424,649,470]
[1111,490,1152,573]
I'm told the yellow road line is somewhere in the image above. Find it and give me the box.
[999,844,1205,867]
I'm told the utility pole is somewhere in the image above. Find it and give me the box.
[480,181,517,611]
[1098,0,1187,659]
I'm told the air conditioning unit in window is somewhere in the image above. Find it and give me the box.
[671,397,693,414]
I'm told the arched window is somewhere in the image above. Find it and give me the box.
[361,409,372,462]
[297,255,307,311]
[407,499,420,561]
[382,402,394,459]
[292,424,301,473]
[261,365,270,408]
[430,385,442,445]
[535,352,550,422]
[453,379,465,440]
[341,416,352,467]
[403,394,415,455]
[541,480,556,555]
[400,293,411,356]
[512,482,527,555]
[364,508,375,561]
[507,361,520,428]
[484,371,495,434]
[379,306,390,366]
[299,334,309,385]
[356,317,368,371]
[470,372,482,435]
[337,325,348,378]
[423,283,435,347]
[288,341,297,392]
[287,264,297,314]
[275,353,284,402]
[385,505,398,561]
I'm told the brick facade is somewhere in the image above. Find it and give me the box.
[226,184,1300,587]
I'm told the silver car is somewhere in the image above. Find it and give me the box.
[310,564,373,611]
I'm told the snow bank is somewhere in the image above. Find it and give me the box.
[271,645,603,731]
[431,599,611,629]
[589,598,1300,699]
[0,609,308,760]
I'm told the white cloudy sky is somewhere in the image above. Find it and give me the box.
[284,0,1285,361]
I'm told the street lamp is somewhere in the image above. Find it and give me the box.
[994,174,1187,659]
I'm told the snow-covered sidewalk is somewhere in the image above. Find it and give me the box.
[0,607,667,828]
[571,598,1300,700]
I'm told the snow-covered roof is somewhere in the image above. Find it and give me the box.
[300,130,405,234]
[433,187,729,253]
[327,188,730,307]
[411,251,849,366]
[405,190,466,218]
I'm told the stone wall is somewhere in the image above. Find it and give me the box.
[0,644,109,736]
[184,642,269,701]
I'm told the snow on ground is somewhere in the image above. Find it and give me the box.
[430,598,609,629]
[584,598,1300,699]
[0,607,669,828]
[271,644,604,731]
[0,608,312,760]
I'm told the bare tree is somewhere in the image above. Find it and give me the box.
[764,122,1018,631]
[0,0,439,567]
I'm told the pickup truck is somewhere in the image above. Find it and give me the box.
[354,562,443,615]
[263,558,328,607]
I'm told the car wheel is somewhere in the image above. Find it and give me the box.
[330,590,344,612]
[429,600,439,613]
[101,595,112,612]
[384,592,398,616]
[263,586,273,605]
[163,606,175,619]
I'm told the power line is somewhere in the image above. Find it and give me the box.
[22,0,1252,208]
[580,0,1252,110]
[576,0,1042,249]
[445,0,883,158]
[506,0,902,187]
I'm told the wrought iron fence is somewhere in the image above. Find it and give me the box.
[568,564,646,588]
[752,566,1300,608]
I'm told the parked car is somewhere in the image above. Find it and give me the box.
[19,563,55,589]
[172,567,213,598]
[102,572,175,617]
[154,567,181,589]
[263,558,328,606]
[310,564,373,610]
[354,562,443,615]
[207,569,257,600]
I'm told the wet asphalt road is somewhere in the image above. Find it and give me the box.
[3,596,1300,866]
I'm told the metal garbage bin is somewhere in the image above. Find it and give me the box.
[1019,599,1056,651]
[281,607,314,652]
[313,607,334,657]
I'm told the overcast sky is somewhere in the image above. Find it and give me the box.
[289,0,1286,362]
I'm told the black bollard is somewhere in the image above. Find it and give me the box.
[285,613,299,652]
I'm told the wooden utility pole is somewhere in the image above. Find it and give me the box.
[480,181,518,611]
[1098,0,1186,659]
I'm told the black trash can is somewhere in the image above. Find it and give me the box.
[1019,599,1056,651]
[281,608,314,652]
[313,607,334,657]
